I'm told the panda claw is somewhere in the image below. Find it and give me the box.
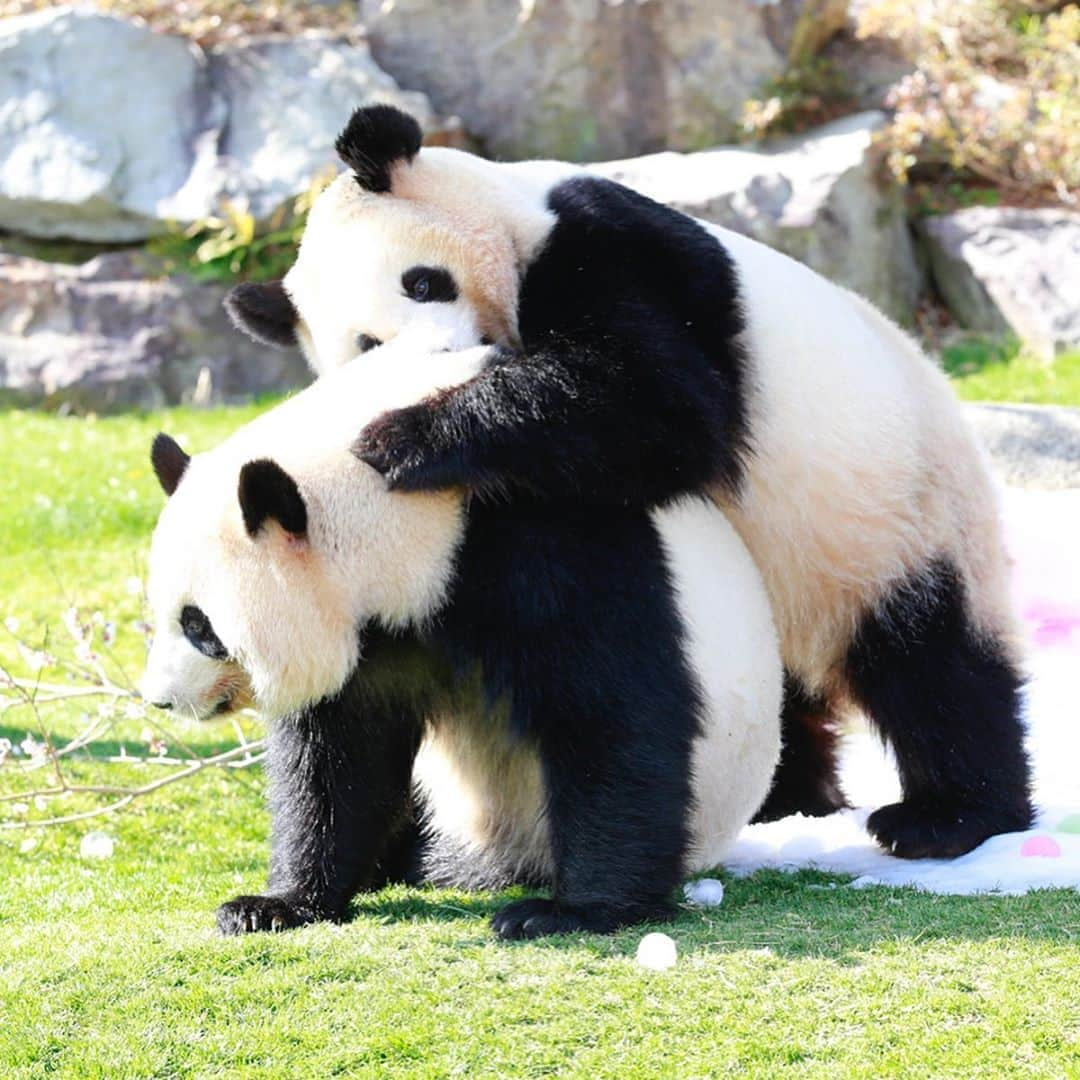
[867,798,1033,859]
[216,894,312,935]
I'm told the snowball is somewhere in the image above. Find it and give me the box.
[683,877,725,907]
[80,831,115,860]
[635,932,677,970]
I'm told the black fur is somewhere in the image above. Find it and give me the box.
[180,605,229,661]
[218,639,428,933]
[218,498,706,938]
[151,433,190,496]
[752,674,849,823]
[845,559,1033,858]
[353,176,751,507]
[402,265,458,303]
[335,104,423,194]
[238,459,308,538]
[224,280,299,348]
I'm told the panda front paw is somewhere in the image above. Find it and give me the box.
[492,897,672,940]
[216,894,316,935]
[352,404,453,492]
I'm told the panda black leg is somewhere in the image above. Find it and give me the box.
[752,673,849,823]
[217,678,423,935]
[845,559,1033,860]
[491,680,696,941]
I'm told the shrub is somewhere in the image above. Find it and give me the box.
[147,168,334,283]
[857,0,1079,202]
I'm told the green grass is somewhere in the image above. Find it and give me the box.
[943,340,1080,406]
[2,403,1079,1078]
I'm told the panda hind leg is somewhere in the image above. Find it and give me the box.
[751,673,849,823]
[845,558,1033,859]
[491,695,692,941]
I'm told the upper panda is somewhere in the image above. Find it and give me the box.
[226,104,1033,862]
[139,340,783,938]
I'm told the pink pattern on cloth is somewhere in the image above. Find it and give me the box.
[1024,605,1080,648]
[1020,835,1063,858]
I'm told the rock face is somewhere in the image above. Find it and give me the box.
[0,8,222,242]
[360,0,785,161]
[965,403,1080,490]
[208,32,434,221]
[922,209,1080,359]
[0,8,440,242]
[0,254,310,410]
[591,112,921,323]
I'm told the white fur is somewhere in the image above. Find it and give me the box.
[286,155,1016,701]
[141,345,488,719]
[652,496,783,869]
[711,227,1017,689]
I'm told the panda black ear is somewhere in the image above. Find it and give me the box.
[335,104,423,194]
[238,459,307,539]
[151,433,190,497]
[224,281,299,348]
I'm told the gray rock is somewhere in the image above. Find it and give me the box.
[591,112,922,323]
[922,209,1080,360]
[360,0,785,161]
[208,32,435,221]
[0,9,442,242]
[0,253,311,410]
[965,403,1080,491]
[0,7,223,242]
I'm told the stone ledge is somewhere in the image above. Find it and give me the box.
[965,403,1080,491]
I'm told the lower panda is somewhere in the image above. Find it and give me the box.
[225,105,1033,859]
[139,344,783,938]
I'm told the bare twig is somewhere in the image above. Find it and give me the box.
[1,604,266,828]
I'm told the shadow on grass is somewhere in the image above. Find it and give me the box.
[346,866,1080,959]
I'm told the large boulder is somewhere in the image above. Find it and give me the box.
[0,253,310,410]
[359,0,785,161]
[591,111,921,323]
[208,31,435,221]
[0,8,222,242]
[921,208,1080,359]
[0,8,442,242]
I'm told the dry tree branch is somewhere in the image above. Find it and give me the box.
[1,606,266,830]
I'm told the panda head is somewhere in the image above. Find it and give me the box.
[225,104,572,375]
[139,345,480,720]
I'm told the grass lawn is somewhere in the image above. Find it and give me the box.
[943,341,1080,406]
[1,401,1078,1078]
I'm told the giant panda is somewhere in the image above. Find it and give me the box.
[139,342,783,939]
[224,104,1033,861]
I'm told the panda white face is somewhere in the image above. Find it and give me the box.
[140,345,483,722]
[225,140,572,375]
[139,599,251,721]
[282,175,506,374]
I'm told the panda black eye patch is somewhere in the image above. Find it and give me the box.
[401,266,458,304]
[180,605,229,660]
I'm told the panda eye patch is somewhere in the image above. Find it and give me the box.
[180,605,229,661]
[356,333,382,354]
[402,266,458,304]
